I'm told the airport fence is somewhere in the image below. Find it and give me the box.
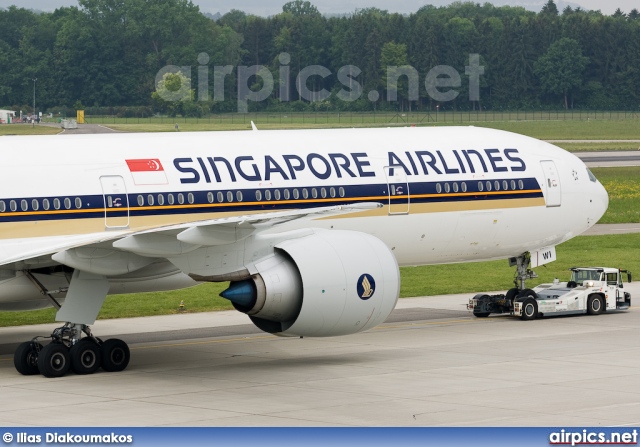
[77,110,640,126]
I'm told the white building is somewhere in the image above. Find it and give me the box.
[0,109,16,123]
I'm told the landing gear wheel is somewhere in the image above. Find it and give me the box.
[506,288,519,302]
[518,289,538,299]
[520,298,538,321]
[101,339,130,372]
[587,294,604,315]
[70,339,102,375]
[37,343,70,378]
[14,341,43,376]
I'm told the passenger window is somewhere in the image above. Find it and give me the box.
[147,195,154,206]
[293,189,299,200]
[168,194,175,205]
[283,189,290,200]
[302,189,309,199]
[330,187,336,198]
[217,192,224,203]
[158,194,165,206]
[43,199,50,210]
[255,190,262,201]
[265,190,272,201]
[339,187,345,198]
[53,198,61,210]
[436,183,442,193]
[207,192,214,204]
[511,180,516,190]
[10,200,17,212]
[178,193,185,205]
[236,191,243,202]
[0,201,5,212]
[75,197,82,209]
[274,190,281,200]
[64,198,72,210]
[227,191,233,202]
[32,199,39,211]
[188,193,194,204]
[518,180,524,190]
[478,182,483,192]
[21,199,28,211]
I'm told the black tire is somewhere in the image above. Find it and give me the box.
[37,343,70,378]
[587,294,604,315]
[518,288,538,299]
[101,339,130,372]
[70,339,102,375]
[506,288,519,302]
[14,341,43,376]
[520,298,538,321]
[474,312,490,318]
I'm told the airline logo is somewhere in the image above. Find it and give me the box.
[357,274,376,300]
[172,149,527,185]
[126,159,168,185]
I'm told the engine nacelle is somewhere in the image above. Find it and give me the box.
[221,230,400,337]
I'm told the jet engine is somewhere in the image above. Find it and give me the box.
[220,230,400,337]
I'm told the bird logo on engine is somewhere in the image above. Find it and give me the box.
[357,274,376,300]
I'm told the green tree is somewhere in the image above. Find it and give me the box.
[540,0,558,16]
[151,70,194,116]
[534,37,588,109]
[380,41,412,111]
[282,1,321,17]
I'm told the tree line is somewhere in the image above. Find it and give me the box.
[1,0,639,115]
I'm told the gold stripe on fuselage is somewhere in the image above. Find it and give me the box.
[0,194,545,239]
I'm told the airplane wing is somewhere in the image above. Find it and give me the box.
[0,203,382,271]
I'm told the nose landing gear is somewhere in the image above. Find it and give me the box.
[13,323,130,378]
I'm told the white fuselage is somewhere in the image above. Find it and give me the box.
[0,126,608,310]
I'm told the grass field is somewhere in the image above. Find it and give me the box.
[555,143,640,152]
[0,125,61,136]
[103,118,640,141]
[1,232,636,327]
[592,167,640,223]
[4,114,640,143]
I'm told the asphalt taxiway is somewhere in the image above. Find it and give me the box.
[1,280,639,427]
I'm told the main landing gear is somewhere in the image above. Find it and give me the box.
[14,323,130,378]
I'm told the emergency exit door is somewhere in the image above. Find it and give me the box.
[384,166,410,215]
[100,175,130,229]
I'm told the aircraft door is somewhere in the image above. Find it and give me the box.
[99,175,130,229]
[383,166,410,215]
[540,160,561,207]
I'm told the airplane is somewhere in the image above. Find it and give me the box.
[0,126,608,377]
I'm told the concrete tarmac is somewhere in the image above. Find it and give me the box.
[1,282,639,427]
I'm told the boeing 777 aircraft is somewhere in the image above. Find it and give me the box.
[0,126,608,377]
